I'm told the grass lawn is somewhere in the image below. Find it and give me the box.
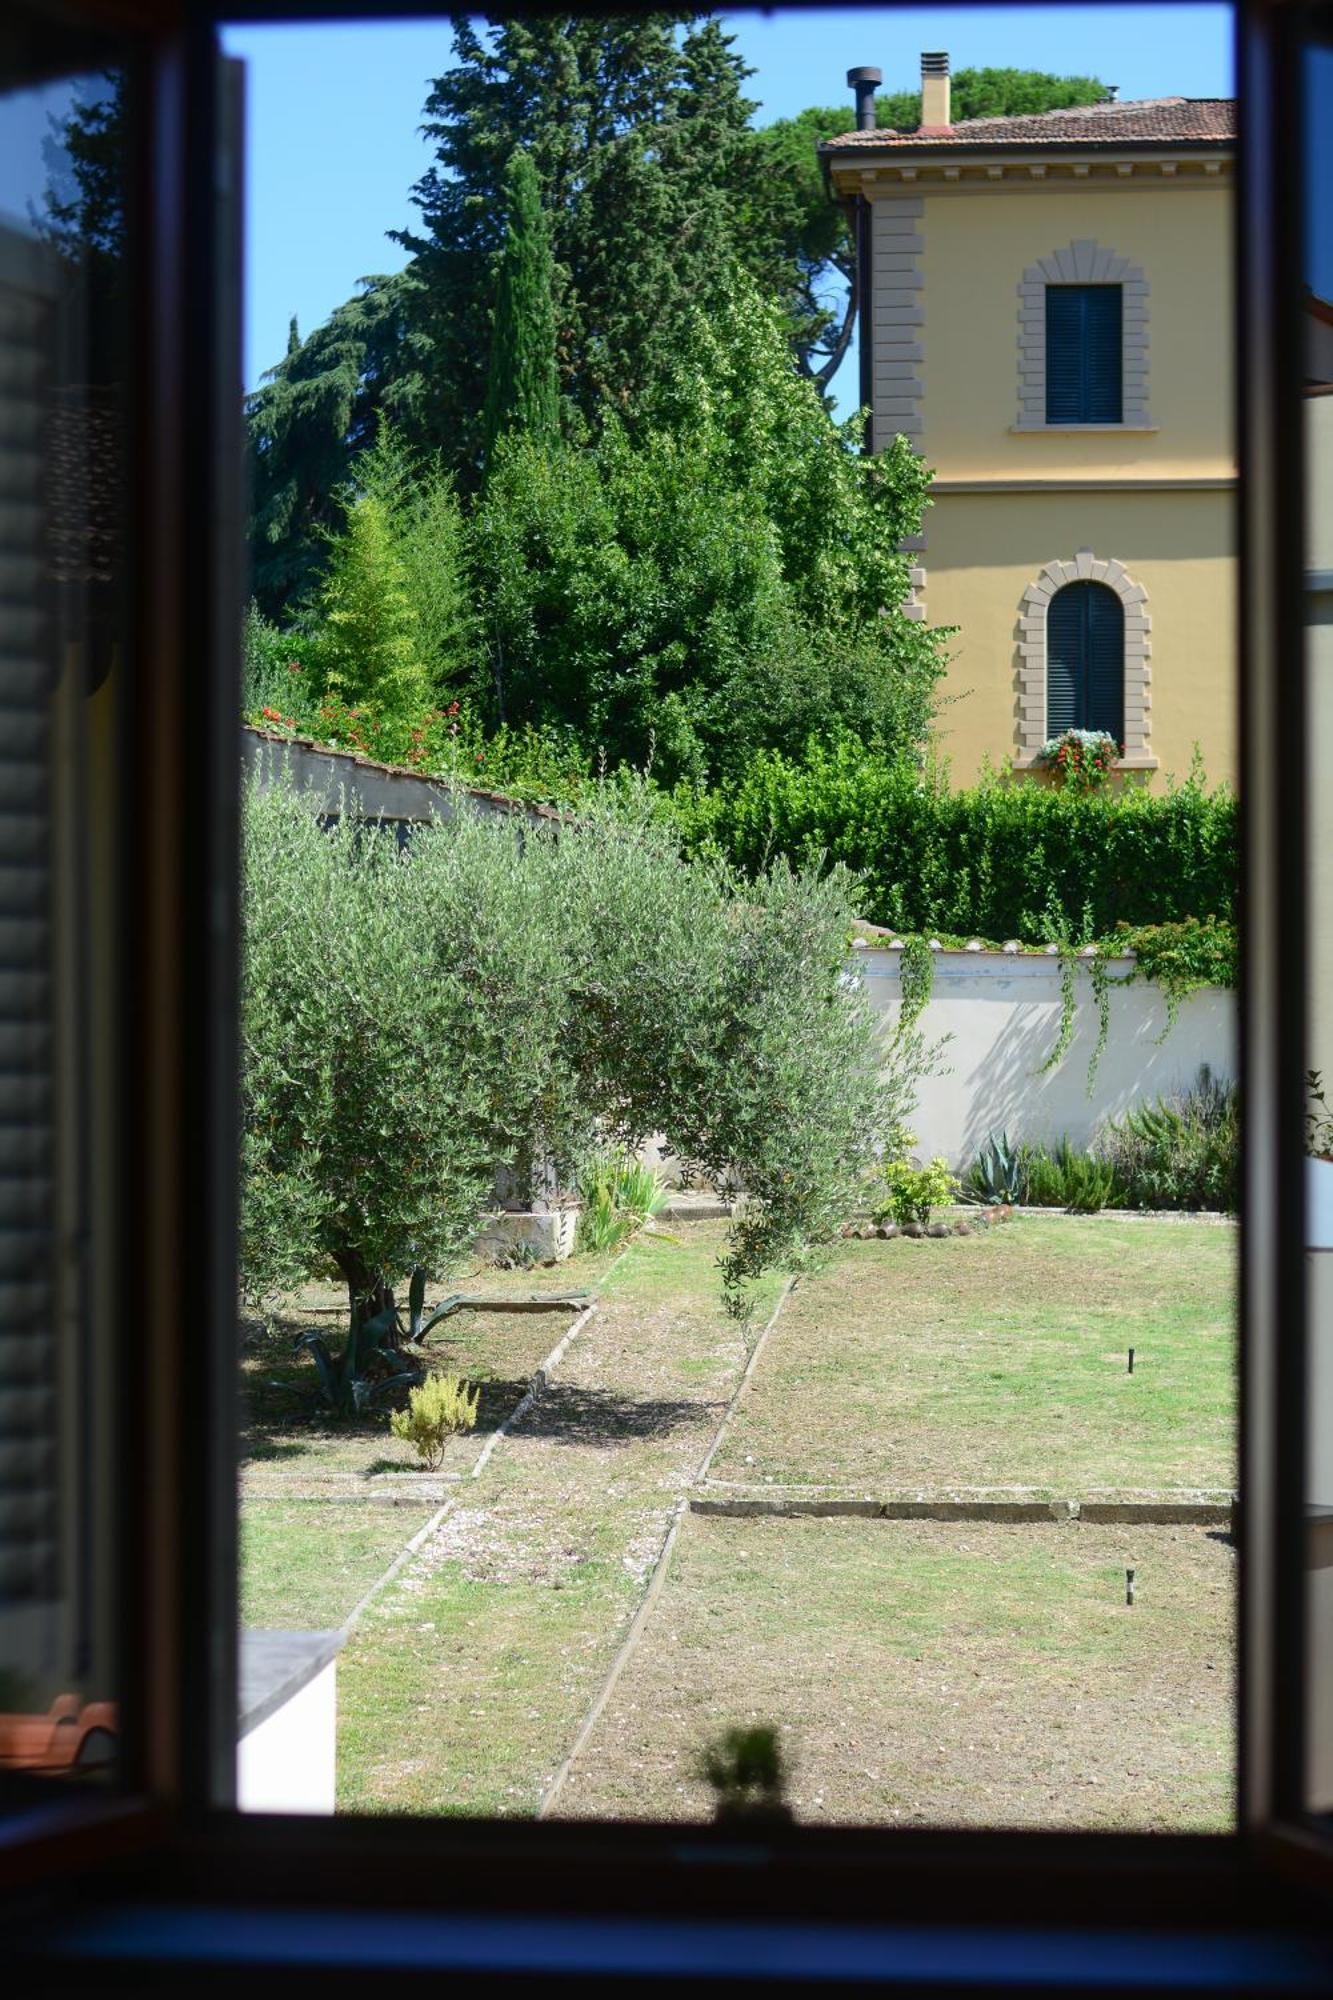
[335,1227,779,1815]
[238,1217,1236,1827]
[709,1218,1236,1497]
[242,1500,433,1630]
[552,1513,1235,1831]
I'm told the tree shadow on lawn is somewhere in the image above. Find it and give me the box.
[514,1381,712,1447]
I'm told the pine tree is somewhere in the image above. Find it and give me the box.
[313,493,432,723]
[481,150,560,463]
[246,270,420,615]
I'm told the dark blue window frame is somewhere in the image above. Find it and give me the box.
[1045,581,1125,744]
[1045,285,1123,424]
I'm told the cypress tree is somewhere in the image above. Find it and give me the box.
[481,149,560,463]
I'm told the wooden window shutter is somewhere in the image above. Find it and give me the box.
[1045,286,1123,424]
[1046,582,1125,742]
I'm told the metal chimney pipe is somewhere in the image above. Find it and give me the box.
[846,67,882,132]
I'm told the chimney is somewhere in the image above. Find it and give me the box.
[846,66,882,132]
[920,50,952,132]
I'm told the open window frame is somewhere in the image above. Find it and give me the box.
[6,0,1333,1979]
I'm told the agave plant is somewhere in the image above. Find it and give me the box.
[293,1316,423,1416]
[961,1130,1027,1205]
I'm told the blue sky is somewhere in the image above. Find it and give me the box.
[222,6,1234,407]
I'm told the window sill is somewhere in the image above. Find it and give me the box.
[1012,754,1160,773]
[1010,424,1160,434]
[1008,424,1152,436]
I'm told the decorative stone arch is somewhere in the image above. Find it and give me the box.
[1017,240,1150,429]
[1017,551,1154,766]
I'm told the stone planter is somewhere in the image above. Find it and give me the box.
[477,1205,580,1264]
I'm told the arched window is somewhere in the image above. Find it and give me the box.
[1046,580,1124,743]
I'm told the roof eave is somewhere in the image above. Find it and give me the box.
[819,137,1235,162]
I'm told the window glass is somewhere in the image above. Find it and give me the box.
[230,8,1237,1832]
[0,18,131,1794]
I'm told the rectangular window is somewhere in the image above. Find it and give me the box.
[1045,284,1123,424]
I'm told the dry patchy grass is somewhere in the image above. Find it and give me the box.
[334,1226,777,1815]
[711,1219,1235,1496]
[554,1514,1234,1831]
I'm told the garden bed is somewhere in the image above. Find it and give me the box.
[550,1513,1234,1831]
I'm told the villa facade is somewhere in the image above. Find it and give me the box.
[823,59,1236,786]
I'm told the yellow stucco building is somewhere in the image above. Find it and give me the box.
[823,58,1236,787]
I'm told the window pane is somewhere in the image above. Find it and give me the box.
[0,22,131,1795]
[232,10,1237,1832]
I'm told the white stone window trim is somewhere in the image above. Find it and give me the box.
[1017,238,1150,430]
[1013,549,1158,769]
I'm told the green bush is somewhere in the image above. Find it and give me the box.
[1096,1066,1238,1212]
[672,737,1237,942]
[390,1372,480,1470]
[1021,1139,1120,1213]
[873,1145,959,1227]
[467,286,942,782]
[576,1152,669,1256]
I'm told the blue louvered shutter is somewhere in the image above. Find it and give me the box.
[1045,286,1123,424]
[1046,582,1124,742]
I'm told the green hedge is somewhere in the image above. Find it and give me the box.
[671,740,1237,942]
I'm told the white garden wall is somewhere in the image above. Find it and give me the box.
[859,947,1234,1168]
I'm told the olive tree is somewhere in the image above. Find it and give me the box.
[242,771,923,1331]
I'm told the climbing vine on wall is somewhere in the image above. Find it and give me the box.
[875,918,1236,1093]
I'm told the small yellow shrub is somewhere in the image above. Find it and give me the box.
[390,1372,480,1470]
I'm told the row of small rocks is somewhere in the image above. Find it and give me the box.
[841,1204,1014,1242]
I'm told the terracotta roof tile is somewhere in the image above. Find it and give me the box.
[821,97,1234,151]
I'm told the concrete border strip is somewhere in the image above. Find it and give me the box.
[338,1496,458,1638]
[693,1276,798,1488]
[537,1500,687,1821]
[689,1495,1235,1527]
[537,1278,799,1819]
[468,1300,598,1482]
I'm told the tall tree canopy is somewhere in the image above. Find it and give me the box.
[395,13,765,454]
[481,148,560,461]
[244,32,1111,616]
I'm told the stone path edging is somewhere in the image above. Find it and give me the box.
[337,1496,458,1638]
[535,1275,800,1819]
[537,1500,687,1821]
[692,1275,798,1488]
[689,1495,1235,1526]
